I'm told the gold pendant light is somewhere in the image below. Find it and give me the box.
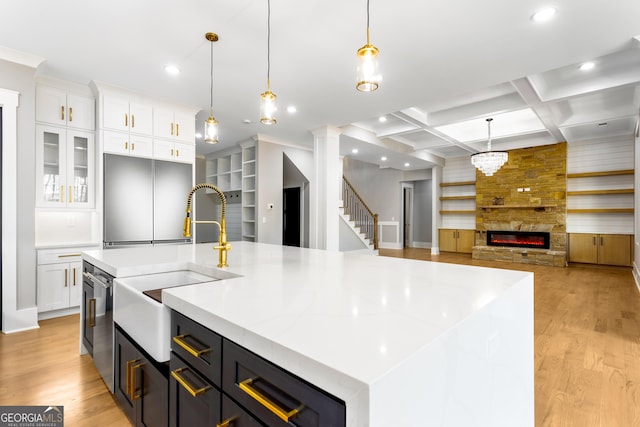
[204,32,219,144]
[356,0,380,92]
[260,0,277,125]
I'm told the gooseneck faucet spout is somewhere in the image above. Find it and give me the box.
[183,183,231,268]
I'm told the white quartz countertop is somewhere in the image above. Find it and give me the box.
[83,242,534,426]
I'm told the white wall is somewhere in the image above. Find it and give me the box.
[567,136,634,234]
[256,138,313,245]
[1,59,37,312]
[412,179,433,247]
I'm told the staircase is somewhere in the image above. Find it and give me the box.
[341,176,379,255]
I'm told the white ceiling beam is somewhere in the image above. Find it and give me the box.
[393,110,478,154]
[510,78,565,141]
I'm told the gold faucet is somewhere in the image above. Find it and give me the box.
[183,183,232,268]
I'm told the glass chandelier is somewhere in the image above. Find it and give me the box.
[204,32,219,144]
[471,118,508,176]
[260,0,277,125]
[356,0,380,92]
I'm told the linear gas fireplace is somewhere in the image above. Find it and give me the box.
[487,230,550,249]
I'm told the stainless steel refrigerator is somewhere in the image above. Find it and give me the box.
[103,154,192,247]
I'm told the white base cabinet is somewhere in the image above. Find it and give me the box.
[37,247,98,315]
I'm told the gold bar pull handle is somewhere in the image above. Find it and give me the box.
[126,359,134,398]
[125,141,128,150]
[131,114,135,128]
[61,185,65,203]
[69,185,73,204]
[73,267,77,286]
[593,236,596,246]
[171,122,174,135]
[600,236,604,246]
[238,378,301,423]
[171,148,174,157]
[64,268,68,287]
[125,113,128,127]
[130,362,144,400]
[69,107,73,122]
[176,149,179,157]
[88,298,96,327]
[176,123,179,136]
[172,334,211,357]
[61,105,65,121]
[58,253,81,258]
[131,143,135,151]
[171,367,212,397]
[217,418,236,427]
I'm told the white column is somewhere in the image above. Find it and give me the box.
[430,165,443,255]
[1,88,37,333]
[310,126,342,250]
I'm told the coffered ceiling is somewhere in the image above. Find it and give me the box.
[1,1,639,172]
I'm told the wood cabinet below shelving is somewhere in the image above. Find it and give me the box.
[568,233,632,267]
[439,229,475,254]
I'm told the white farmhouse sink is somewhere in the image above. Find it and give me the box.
[114,270,219,362]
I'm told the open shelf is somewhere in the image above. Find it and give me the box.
[440,195,476,201]
[439,210,476,215]
[567,189,634,196]
[439,181,476,187]
[567,208,634,214]
[567,169,633,179]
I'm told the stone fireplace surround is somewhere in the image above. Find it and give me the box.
[471,142,567,267]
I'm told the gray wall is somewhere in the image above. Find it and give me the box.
[194,156,219,243]
[1,59,36,309]
[411,179,433,245]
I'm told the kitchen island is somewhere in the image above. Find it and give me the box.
[83,241,534,426]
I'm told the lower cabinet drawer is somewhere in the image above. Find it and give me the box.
[171,310,222,387]
[169,353,221,427]
[222,339,346,427]
[221,394,264,427]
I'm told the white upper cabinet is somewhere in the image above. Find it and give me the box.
[153,105,196,143]
[36,124,95,208]
[102,130,153,158]
[103,94,153,135]
[36,85,95,130]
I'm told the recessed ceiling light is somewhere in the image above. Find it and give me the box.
[580,61,595,71]
[164,65,181,75]
[381,156,387,161]
[287,106,297,114]
[243,119,252,124]
[378,116,387,123]
[404,162,410,167]
[352,148,359,154]
[531,7,556,23]
[195,132,203,139]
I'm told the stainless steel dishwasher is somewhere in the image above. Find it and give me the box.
[82,261,114,393]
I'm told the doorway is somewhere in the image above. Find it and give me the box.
[283,187,301,247]
[401,183,414,248]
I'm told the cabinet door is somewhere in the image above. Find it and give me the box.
[115,329,139,422]
[220,394,264,427]
[169,355,221,427]
[36,86,67,126]
[173,110,195,143]
[68,261,82,307]
[103,130,131,156]
[599,234,632,266]
[457,230,475,254]
[137,355,169,427]
[103,94,131,132]
[130,100,153,136]
[66,93,95,130]
[153,107,175,140]
[439,229,458,252]
[153,139,176,162]
[173,142,195,164]
[82,281,94,354]
[66,130,95,208]
[130,135,154,158]
[37,264,70,312]
[568,234,598,264]
[36,125,67,207]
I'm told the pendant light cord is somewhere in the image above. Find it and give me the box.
[486,118,493,151]
[210,38,214,115]
[267,0,271,90]
[366,0,371,45]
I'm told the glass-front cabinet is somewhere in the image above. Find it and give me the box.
[36,124,95,208]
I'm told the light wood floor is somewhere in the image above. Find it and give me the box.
[0,315,131,426]
[1,251,638,426]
